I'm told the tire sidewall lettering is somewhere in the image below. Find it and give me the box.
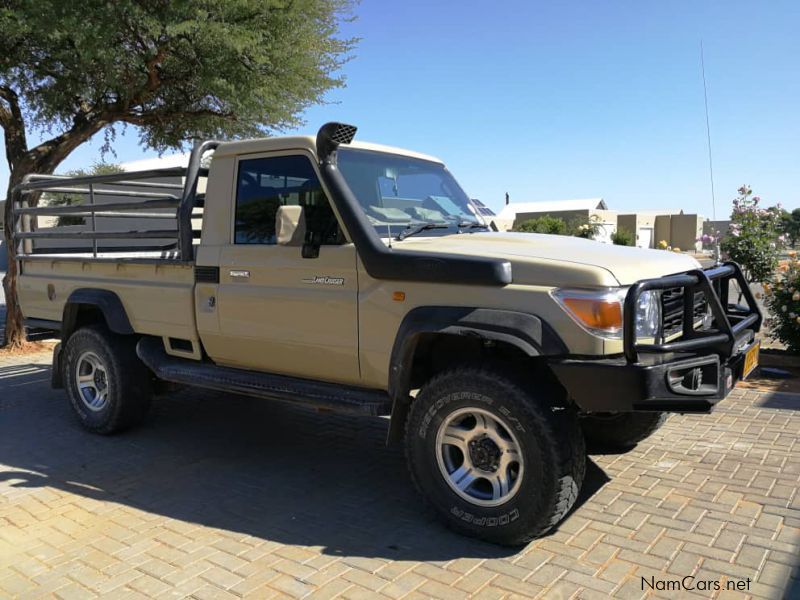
[450,506,520,526]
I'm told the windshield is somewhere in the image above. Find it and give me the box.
[337,148,484,238]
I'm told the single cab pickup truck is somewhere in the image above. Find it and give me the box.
[12,123,762,545]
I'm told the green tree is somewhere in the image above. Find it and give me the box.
[780,208,800,248]
[514,215,568,235]
[1,0,355,348]
[44,163,124,227]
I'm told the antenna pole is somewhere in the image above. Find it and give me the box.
[701,41,717,220]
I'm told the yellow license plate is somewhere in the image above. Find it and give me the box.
[743,342,760,379]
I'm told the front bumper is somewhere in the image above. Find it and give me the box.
[550,337,756,413]
[550,262,761,414]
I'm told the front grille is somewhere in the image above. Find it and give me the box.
[661,288,707,338]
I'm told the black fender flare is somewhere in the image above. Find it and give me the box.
[386,306,567,444]
[61,289,134,340]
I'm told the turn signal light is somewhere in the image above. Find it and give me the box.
[560,297,622,330]
[552,288,627,338]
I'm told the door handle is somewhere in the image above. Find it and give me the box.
[229,270,250,279]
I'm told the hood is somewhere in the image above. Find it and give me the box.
[394,232,702,287]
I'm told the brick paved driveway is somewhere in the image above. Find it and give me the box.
[0,345,798,599]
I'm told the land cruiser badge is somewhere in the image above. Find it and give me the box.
[302,276,345,286]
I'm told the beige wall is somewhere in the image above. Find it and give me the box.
[670,214,704,252]
[654,215,672,248]
[617,214,637,237]
[617,213,658,248]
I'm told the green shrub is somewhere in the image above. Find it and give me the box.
[720,185,784,283]
[611,227,635,246]
[568,215,603,240]
[514,215,567,235]
[764,251,800,353]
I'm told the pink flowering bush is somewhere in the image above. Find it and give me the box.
[764,251,800,353]
[720,186,785,283]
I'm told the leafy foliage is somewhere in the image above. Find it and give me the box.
[763,251,800,353]
[1,0,355,347]
[0,0,356,151]
[514,215,568,235]
[514,214,605,239]
[720,186,785,283]
[44,163,124,226]
[611,227,635,246]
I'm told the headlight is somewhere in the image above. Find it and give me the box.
[635,290,661,338]
[552,287,662,340]
[551,288,626,339]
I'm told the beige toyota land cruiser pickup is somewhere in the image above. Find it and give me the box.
[11,123,762,545]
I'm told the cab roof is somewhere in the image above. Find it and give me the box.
[212,135,444,165]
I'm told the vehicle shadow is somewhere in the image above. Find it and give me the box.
[0,361,610,561]
[757,391,800,411]
[788,564,800,600]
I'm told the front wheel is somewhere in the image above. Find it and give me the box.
[405,367,585,546]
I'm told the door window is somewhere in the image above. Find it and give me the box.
[234,155,342,245]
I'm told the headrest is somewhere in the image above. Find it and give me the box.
[275,205,306,246]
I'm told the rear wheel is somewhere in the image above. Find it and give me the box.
[580,412,667,449]
[405,366,585,546]
[63,325,153,434]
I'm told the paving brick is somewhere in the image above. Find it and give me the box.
[305,578,352,600]
[268,573,316,597]
[379,571,427,598]
[340,568,390,592]
[199,566,245,590]
[647,536,683,560]
[451,566,497,594]
[596,558,635,584]
[581,542,617,566]
[526,563,566,587]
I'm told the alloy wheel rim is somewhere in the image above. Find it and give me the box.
[75,351,109,412]
[435,407,525,507]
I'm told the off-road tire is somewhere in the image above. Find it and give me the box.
[580,412,667,449]
[63,325,153,434]
[404,366,586,546]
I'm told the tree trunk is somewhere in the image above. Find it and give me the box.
[1,106,108,348]
[2,174,26,348]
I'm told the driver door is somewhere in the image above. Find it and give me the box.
[211,152,360,384]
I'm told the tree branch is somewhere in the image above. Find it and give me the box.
[0,86,29,168]
[29,110,109,174]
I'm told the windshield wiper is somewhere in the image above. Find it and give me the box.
[457,221,490,233]
[395,223,449,241]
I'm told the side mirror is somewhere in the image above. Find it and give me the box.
[275,205,306,246]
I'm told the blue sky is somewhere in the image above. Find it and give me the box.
[2,0,798,216]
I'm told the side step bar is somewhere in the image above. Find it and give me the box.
[136,337,392,417]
